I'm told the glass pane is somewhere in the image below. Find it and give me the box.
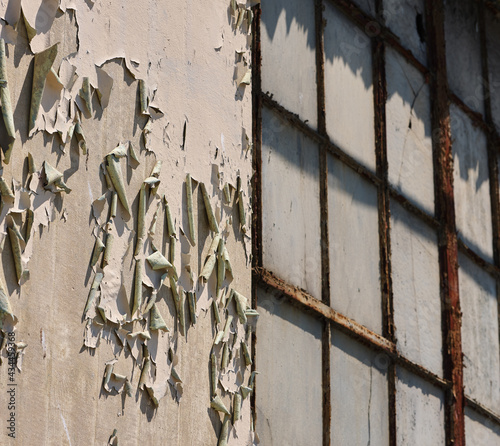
[465,407,500,445]
[486,13,500,135]
[262,106,322,299]
[386,47,434,214]
[445,0,484,115]
[324,2,376,172]
[331,331,389,446]
[256,287,323,446]
[383,0,427,66]
[451,104,493,262]
[391,201,442,376]
[261,0,317,128]
[328,155,382,334]
[396,367,446,445]
[459,253,500,414]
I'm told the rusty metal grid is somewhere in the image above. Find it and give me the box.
[252,0,500,445]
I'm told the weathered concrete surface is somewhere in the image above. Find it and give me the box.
[331,330,389,446]
[324,2,376,172]
[256,288,323,446]
[261,107,322,300]
[445,0,485,115]
[0,1,253,445]
[261,0,317,129]
[386,47,434,215]
[383,0,428,66]
[391,201,442,377]
[396,367,446,445]
[459,253,500,415]
[451,104,493,262]
[328,155,382,334]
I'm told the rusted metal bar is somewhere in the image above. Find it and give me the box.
[315,0,331,444]
[426,1,465,444]
[372,2,397,441]
[465,396,500,427]
[255,266,451,391]
[256,266,394,350]
[373,33,394,345]
[250,2,262,434]
[326,0,429,76]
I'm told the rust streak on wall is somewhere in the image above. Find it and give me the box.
[426,1,465,445]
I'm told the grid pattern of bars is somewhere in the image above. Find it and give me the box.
[251,0,500,445]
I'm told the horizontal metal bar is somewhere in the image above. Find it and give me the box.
[449,92,499,140]
[254,266,450,391]
[388,186,440,229]
[457,237,500,280]
[465,396,500,427]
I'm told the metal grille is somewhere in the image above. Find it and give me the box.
[252,1,500,444]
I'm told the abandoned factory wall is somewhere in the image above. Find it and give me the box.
[0,1,256,445]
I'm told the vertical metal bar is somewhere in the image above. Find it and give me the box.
[373,1,396,444]
[250,1,262,433]
[315,1,331,445]
[478,0,500,377]
[425,1,465,445]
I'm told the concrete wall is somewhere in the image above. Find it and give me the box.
[0,1,254,445]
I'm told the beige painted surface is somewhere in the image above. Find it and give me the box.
[0,1,254,445]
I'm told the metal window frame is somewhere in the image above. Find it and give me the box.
[251,1,500,445]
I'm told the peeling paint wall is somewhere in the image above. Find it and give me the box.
[0,1,255,445]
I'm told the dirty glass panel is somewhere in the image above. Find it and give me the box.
[459,253,500,414]
[328,155,382,334]
[261,0,317,128]
[386,47,434,214]
[445,0,484,115]
[465,407,500,445]
[396,367,446,445]
[324,1,376,172]
[331,330,389,446]
[383,0,427,66]
[256,287,323,446]
[262,106,322,299]
[451,104,493,262]
[391,201,442,376]
[486,13,500,135]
